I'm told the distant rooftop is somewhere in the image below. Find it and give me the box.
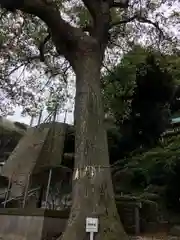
[0,117,27,135]
[171,117,180,124]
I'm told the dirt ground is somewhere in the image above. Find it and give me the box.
[130,233,179,240]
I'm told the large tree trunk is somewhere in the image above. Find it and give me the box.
[61,51,128,240]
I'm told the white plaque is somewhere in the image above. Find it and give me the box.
[86,217,99,233]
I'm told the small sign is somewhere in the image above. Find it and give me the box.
[86,217,99,233]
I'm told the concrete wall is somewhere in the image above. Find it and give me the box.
[0,214,43,240]
[0,209,68,240]
[42,217,67,240]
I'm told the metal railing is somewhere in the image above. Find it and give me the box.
[1,186,40,207]
[1,186,40,204]
[1,168,53,209]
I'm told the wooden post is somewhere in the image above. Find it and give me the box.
[22,173,30,208]
[45,168,52,209]
[135,205,140,235]
[3,177,11,208]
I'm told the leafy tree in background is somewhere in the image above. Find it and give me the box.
[130,53,174,146]
[0,1,180,240]
[120,134,180,211]
[103,46,180,161]
[103,45,149,121]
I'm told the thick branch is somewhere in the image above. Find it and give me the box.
[110,0,129,8]
[81,0,129,44]
[81,0,110,47]
[26,1,85,57]
[39,30,51,62]
[0,0,85,64]
[82,0,100,20]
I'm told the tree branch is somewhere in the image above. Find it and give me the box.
[39,30,51,62]
[81,0,111,46]
[110,0,129,8]
[138,16,164,38]
[110,14,164,39]
[82,0,100,20]
[0,0,85,65]
[110,15,137,28]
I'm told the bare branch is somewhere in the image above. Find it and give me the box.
[138,16,164,38]
[110,15,137,28]
[110,15,164,40]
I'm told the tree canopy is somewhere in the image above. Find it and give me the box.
[0,1,179,116]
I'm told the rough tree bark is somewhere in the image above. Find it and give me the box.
[61,45,128,240]
[0,0,129,239]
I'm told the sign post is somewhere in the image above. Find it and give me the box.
[86,217,99,240]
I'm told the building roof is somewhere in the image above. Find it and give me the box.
[0,117,27,135]
[171,117,180,124]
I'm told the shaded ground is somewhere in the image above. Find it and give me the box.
[130,236,169,240]
[130,233,178,240]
